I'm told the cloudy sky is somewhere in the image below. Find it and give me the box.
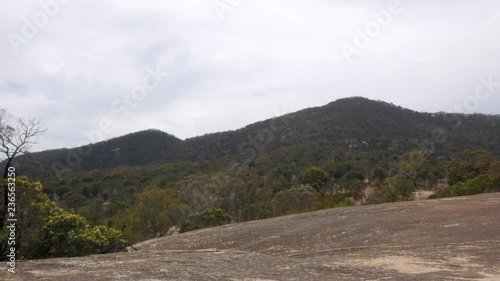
[1,0,499,152]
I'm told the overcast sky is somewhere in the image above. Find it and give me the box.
[1,0,499,152]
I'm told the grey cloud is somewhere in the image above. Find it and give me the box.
[0,0,499,152]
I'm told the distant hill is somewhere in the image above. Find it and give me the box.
[6,97,500,179]
[11,129,182,178]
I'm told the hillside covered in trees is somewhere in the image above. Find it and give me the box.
[8,97,500,179]
[2,97,500,259]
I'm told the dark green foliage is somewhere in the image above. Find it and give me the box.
[272,186,319,216]
[372,167,386,181]
[0,177,126,260]
[242,203,272,222]
[113,186,188,242]
[450,175,493,197]
[489,161,500,180]
[345,181,366,204]
[378,175,416,202]
[492,177,500,192]
[181,208,231,232]
[300,167,329,190]
[444,150,495,185]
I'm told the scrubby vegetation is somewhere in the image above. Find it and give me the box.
[181,208,231,233]
[2,97,500,260]
[0,177,126,260]
[4,146,497,260]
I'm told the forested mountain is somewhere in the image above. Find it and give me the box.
[7,97,500,180]
[3,97,500,260]
[11,129,182,179]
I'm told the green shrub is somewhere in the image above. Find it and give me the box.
[0,177,126,260]
[451,174,492,196]
[300,167,329,190]
[181,208,231,232]
[242,203,272,222]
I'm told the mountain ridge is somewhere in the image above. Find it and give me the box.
[5,96,500,179]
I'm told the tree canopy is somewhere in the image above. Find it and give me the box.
[0,177,125,260]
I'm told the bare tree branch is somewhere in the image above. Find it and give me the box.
[1,108,48,228]
[0,110,47,163]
